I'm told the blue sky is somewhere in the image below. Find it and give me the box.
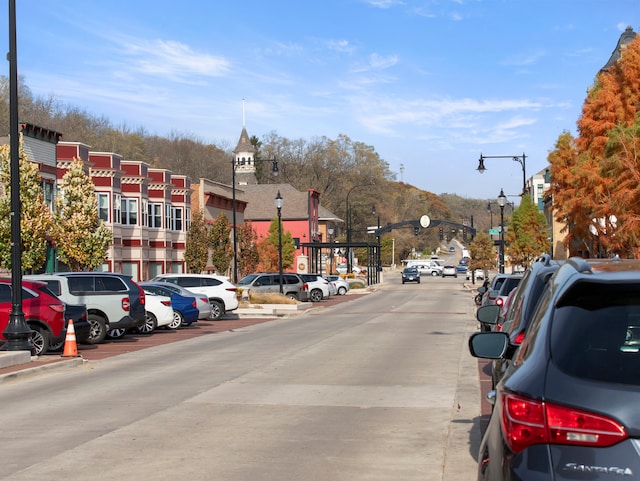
[2,0,639,200]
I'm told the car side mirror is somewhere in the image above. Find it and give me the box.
[477,286,487,294]
[468,332,509,359]
[476,304,500,324]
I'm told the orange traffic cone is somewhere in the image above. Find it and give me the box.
[62,318,78,357]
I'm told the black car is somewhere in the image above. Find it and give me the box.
[469,256,640,481]
[401,267,420,284]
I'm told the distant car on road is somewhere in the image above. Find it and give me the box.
[401,267,420,284]
[442,265,457,278]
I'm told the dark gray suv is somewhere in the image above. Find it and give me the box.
[237,273,308,301]
[469,256,640,480]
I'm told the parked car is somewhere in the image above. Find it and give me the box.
[151,274,238,320]
[236,273,309,301]
[325,275,350,296]
[299,274,330,302]
[493,274,523,312]
[0,279,66,356]
[140,282,201,327]
[25,272,146,343]
[401,266,420,284]
[469,256,640,481]
[466,269,485,281]
[441,265,457,278]
[478,273,509,307]
[49,303,91,351]
[455,264,468,275]
[136,291,174,333]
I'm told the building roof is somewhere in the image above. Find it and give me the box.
[242,183,310,220]
[602,26,636,71]
[233,127,255,155]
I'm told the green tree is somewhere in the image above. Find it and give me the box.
[0,140,54,271]
[505,195,550,268]
[209,211,232,275]
[237,222,259,278]
[184,208,209,273]
[53,159,112,271]
[468,231,497,274]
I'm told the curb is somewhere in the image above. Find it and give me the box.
[0,357,86,385]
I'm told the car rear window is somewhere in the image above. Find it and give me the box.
[551,282,640,386]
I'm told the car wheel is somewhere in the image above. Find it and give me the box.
[209,300,223,320]
[309,289,323,302]
[107,328,127,339]
[417,279,421,283]
[431,271,438,277]
[454,274,458,278]
[29,325,50,356]
[337,286,347,295]
[137,312,157,334]
[286,292,298,301]
[87,314,107,344]
[167,311,182,330]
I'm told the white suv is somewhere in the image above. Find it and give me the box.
[299,274,330,302]
[150,274,238,320]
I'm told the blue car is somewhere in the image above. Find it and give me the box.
[139,282,199,328]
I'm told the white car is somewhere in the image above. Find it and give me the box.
[300,274,330,302]
[325,275,350,295]
[151,274,239,320]
[466,269,485,281]
[138,292,174,333]
[142,281,212,320]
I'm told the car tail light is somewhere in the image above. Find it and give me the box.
[496,297,504,307]
[191,300,197,308]
[226,287,238,293]
[122,297,130,311]
[161,300,171,307]
[303,283,309,291]
[49,304,65,313]
[500,392,627,453]
[513,331,525,345]
[132,281,146,306]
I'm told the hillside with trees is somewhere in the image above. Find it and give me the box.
[0,76,503,266]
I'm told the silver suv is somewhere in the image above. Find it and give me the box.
[25,272,146,343]
[237,273,309,301]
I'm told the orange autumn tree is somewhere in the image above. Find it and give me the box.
[548,34,640,257]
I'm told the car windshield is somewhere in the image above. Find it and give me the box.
[551,282,640,386]
[238,274,259,285]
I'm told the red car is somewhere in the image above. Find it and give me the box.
[0,279,66,356]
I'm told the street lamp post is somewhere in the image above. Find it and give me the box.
[477,153,527,196]
[346,183,374,274]
[3,0,32,352]
[497,189,506,274]
[372,204,381,278]
[328,227,334,275]
[275,190,284,294]
[231,157,279,284]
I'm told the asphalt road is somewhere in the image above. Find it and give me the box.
[0,274,482,481]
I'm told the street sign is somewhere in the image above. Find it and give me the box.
[489,229,500,235]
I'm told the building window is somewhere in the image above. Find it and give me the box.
[171,207,183,231]
[121,197,138,225]
[165,204,171,230]
[113,194,121,224]
[185,207,191,231]
[148,203,162,228]
[43,181,55,211]
[141,199,148,227]
[97,193,109,222]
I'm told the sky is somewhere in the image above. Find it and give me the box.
[1,0,639,202]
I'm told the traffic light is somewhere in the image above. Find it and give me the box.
[439,227,444,240]
[463,226,467,241]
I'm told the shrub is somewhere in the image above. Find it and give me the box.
[249,291,299,304]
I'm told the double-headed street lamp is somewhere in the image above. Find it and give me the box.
[275,190,284,294]
[345,183,374,274]
[497,188,507,274]
[477,153,527,196]
[231,157,279,284]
